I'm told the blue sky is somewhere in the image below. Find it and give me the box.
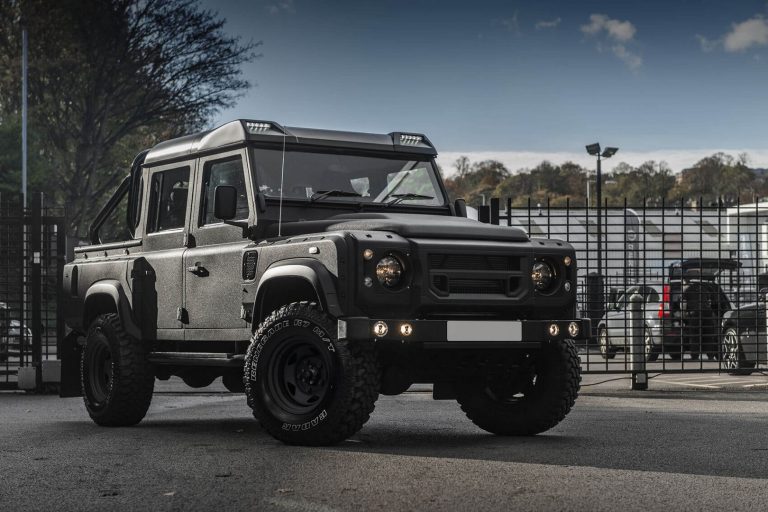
[203,0,768,173]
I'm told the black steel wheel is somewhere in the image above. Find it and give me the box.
[81,314,154,426]
[722,327,755,376]
[598,328,616,360]
[456,338,581,436]
[244,302,380,446]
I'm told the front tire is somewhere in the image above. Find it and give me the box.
[244,302,380,445]
[722,327,755,376]
[456,338,581,436]
[81,313,154,426]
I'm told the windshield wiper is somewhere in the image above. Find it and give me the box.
[385,193,434,206]
[310,189,362,202]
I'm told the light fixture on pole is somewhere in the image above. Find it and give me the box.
[585,143,619,280]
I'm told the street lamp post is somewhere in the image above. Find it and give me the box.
[585,143,618,279]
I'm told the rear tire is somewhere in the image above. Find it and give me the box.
[245,302,380,446]
[457,338,581,436]
[644,327,659,362]
[81,314,154,426]
[598,328,616,360]
[222,372,245,393]
[722,327,755,376]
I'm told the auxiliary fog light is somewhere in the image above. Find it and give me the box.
[364,277,374,288]
[564,281,572,292]
[373,321,389,337]
[568,322,580,338]
[548,323,560,337]
[399,323,413,337]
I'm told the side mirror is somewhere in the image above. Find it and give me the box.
[454,198,468,218]
[214,185,238,220]
[759,287,768,302]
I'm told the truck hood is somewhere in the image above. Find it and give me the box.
[267,213,529,242]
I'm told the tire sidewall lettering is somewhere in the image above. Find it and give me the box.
[251,312,338,431]
[281,409,328,431]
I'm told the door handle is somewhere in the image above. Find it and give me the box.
[186,264,209,277]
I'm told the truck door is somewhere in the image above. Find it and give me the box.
[183,149,253,341]
[142,163,193,340]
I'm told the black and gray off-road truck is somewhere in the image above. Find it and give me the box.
[61,120,589,445]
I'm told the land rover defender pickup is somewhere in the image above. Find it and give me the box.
[61,120,588,445]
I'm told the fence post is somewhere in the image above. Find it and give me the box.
[490,197,500,225]
[31,193,43,392]
[630,291,648,390]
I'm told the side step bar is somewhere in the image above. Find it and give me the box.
[148,352,245,368]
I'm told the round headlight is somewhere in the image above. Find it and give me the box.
[376,255,404,288]
[531,261,555,291]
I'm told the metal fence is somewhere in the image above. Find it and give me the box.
[0,193,65,390]
[478,197,768,378]
[2,191,767,389]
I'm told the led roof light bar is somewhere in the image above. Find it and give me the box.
[399,134,423,145]
[246,121,272,134]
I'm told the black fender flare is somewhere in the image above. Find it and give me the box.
[82,280,141,339]
[252,259,341,328]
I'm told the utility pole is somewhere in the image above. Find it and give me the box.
[22,24,28,208]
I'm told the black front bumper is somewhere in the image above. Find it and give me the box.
[338,317,591,349]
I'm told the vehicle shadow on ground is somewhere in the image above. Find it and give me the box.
[329,404,768,480]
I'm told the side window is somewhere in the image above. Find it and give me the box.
[98,187,132,244]
[200,156,249,226]
[147,167,190,233]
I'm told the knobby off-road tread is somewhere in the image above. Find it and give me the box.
[244,302,380,446]
[82,313,154,426]
[458,338,581,436]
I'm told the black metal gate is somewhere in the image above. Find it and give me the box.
[0,193,65,390]
[475,196,768,378]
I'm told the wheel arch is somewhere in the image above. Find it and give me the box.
[82,280,141,338]
[252,259,341,329]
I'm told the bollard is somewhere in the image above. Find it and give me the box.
[629,292,648,390]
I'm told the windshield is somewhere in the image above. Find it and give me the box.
[251,147,446,207]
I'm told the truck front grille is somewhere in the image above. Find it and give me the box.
[428,254,519,271]
[427,253,524,297]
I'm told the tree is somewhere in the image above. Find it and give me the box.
[673,153,758,206]
[0,0,260,235]
[444,159,509,206]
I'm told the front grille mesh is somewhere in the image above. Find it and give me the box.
[428,254,519,271]
[428,253,522,296]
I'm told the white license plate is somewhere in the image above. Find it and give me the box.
[446,321,522,342]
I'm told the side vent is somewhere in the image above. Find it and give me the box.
[242,251,259,280]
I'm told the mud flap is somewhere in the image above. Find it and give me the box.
[59,331,83,397]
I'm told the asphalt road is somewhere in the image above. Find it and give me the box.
[2,380,768,512]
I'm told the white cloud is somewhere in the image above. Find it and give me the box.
[267,0,295,15]
[611,44,643,70]
[500,12,520,35]
[581,14,636,42]
[724,16,768,52]
[581,14,641,70]
[436,149,768,177]
[535,18,561,30]
[695,34,720,52]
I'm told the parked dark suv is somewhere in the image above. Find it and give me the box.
[60,120,589,445]
[599,259,739,362]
